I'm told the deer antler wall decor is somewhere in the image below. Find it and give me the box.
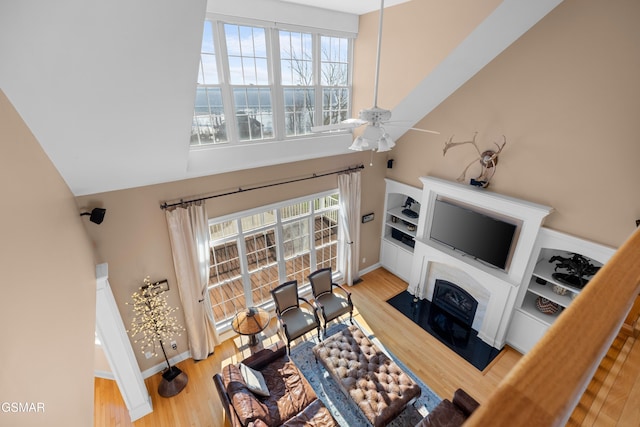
[442,132,507,188]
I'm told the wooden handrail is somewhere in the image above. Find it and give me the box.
[465,227,640,427]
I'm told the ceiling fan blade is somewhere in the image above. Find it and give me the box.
[409,127,441,135]
[311,118,367,133]
[381,123,441,135]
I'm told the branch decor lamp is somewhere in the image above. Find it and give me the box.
[127,276,187,397]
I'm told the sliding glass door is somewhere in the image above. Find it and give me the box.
[206,191,340,331]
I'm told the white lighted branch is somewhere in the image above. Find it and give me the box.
[127,276,184,364]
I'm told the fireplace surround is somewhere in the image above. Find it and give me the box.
[407,177,553,348]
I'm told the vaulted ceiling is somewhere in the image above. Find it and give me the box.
[0,0,563,196]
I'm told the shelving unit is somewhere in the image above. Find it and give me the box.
[380,179,422,281]
[507,229,614,354]
[384,206,419,250]
[520,249,602,325]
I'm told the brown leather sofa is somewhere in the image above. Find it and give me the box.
[213,342,337,427]
[415,388,479,427]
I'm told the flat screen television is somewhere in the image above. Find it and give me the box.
[429,199,516,270]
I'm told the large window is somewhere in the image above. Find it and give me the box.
[207,191,340,331]
[191,18,352,147]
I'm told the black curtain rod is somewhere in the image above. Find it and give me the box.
[160,164,364,210]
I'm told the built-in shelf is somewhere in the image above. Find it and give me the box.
[385,207,418,239]
[518,249,602,325]
[526,278,575,308]
[387,206,420,225]
[520,291,562,324]
[380,179,422,281]
[507,228,615,354]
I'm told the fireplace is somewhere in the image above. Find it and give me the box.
[432,279,478,327]
[429,279,479,345]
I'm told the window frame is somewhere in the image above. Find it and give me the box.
[191,15,354,148]
[207,189,341,332]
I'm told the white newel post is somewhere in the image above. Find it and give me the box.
[95,263,153,421]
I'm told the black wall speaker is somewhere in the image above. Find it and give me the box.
[387,159,394,169]
[81,208,106,224]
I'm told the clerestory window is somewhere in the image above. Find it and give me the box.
[191,17,353,147]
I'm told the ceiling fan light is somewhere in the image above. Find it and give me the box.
[362,124,382,141]
[349,136,369,151]
[376,133,395,152]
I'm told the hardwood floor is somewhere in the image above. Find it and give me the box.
[93,268,639,426]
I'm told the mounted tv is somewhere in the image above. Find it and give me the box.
[429,199,516,270]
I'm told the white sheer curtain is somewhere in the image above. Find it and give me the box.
[165,202,219,360]
[338,171,361,286]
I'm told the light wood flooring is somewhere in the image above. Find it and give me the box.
[94,268,640,426]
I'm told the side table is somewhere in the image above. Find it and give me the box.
[232,307,270,347]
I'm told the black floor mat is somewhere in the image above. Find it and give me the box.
[386,290,502,371]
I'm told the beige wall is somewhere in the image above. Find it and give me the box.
[76,150,385,371]
[376,0,640,248]
[352,0,501,114]
[0,90,96,426]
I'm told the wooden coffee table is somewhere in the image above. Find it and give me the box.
[232,307,270,347]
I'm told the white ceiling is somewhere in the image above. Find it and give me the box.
[278,0,411,15]
[0,0,563,196]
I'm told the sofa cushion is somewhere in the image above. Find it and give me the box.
[415,399,466,427]
[452,388,479,416]
[259,356,318,425]
[223,363,272,425]
[282,398,337,427]
[240,363,270,397]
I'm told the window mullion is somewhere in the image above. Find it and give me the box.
[314,34,323,129]
[274,209,287,285]
[270,27,284,141]
[236,220,253,307]
[309,204,317,271]
[347,37,354,116]
[216,21,238,143]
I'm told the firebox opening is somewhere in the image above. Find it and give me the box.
[429,280,479,346]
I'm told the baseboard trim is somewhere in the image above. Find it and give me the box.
[94,370,115,380]
[141,350,191,379]
[358,263,381,278]
[129,395,153,421]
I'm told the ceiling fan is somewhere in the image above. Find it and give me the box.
[310,0,439,152]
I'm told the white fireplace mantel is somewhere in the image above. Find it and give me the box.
[409,177,553,348]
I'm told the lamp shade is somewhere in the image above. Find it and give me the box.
[376,132,395,152]
[348,136,367,151]
[349,124,383,152]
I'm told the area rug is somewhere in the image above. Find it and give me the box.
[289,322,441,427]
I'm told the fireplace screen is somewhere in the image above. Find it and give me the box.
[432,279,478,328]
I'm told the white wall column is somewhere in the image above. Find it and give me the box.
[95,263,153,421]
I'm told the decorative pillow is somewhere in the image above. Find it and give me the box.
[239,363,270,397]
